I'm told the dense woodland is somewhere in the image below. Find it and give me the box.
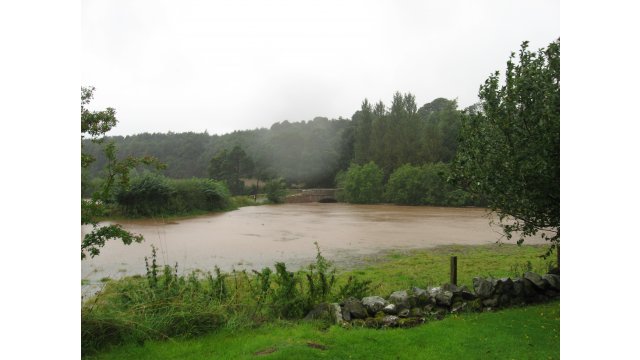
[82,93,470,198]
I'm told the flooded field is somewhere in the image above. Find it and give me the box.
[82,203,545,296]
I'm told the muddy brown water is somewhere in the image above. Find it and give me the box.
[81,203,545,297]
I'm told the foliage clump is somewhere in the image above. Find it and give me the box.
[264,177,287,204]
[114,174,231,217]
[337,162,480,207]
[385,163,477,206]
[208,145,254,195]
[338,162,385,204]
[81,86,164,259]
[82,243,371,355]
[452,39,560,250]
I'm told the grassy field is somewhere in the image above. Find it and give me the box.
[87,301,559,360]
[82,243,559,358]
[339,243,555,296]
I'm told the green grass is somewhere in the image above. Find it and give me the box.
[231,195,269,207]
[82,244,558,357]
[338,243,554,296]
[87,301,559,360]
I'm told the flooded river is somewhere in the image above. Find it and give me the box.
[82,204,544,296]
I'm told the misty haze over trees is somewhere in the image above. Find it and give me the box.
[81,93,470,196]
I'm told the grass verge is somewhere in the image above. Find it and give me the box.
[82,243,559,357]
[86,301,559,360]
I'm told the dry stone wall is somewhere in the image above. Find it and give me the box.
[305,271,559,328]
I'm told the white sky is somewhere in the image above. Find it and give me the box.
[82,0,559,136]
[6,2,640,357]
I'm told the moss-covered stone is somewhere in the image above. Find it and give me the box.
[398,317,425,328]
[364,318,382,328]
[351,319,366,328]
[468,298,483,312]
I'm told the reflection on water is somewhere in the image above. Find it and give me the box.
[81,203,545,296]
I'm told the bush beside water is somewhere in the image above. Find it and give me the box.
[114,174,232,217]
[338,162,482,206]
[337,162,385,204]
[385,163,477,206]
[264,178,288,204]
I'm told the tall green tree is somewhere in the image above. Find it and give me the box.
[452,39,560,255]
[418,98,462,163]
[351,92,462,176]
[81,86,163,259]
[208,145,254,194]
[353,99,373,164]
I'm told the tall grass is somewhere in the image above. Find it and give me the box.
[81,243,369,355]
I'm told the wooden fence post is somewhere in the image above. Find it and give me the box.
[450,256,458,285]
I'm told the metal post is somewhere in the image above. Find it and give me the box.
[450,256,458,285]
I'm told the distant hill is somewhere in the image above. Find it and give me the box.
[81,116,352,188]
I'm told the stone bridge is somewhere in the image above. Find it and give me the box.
[285,189,338,203]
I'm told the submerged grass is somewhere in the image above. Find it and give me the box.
[87,301,559,360]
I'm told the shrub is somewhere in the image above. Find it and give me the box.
[81,244,373,354]
[384,164,425,205]
[115,173,172,216]
[265,178,287,204]
[115,174,231,216]
[385,163,477,206]
[337,276,373,301]
[166,177,231,213]
[340,162,384,204]
[305,242,336,305]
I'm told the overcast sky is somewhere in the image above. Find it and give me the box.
[82,0,559,136]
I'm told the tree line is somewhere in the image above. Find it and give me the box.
[82,117,352,194]
[81,95,469,197]
[82,38,559,259]
[337,162,480,207]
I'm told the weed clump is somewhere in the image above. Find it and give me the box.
[82,242,371,355]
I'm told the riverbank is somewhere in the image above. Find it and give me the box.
[82,204,546,294]
[96,195,269,223]
[82,243,558,356]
